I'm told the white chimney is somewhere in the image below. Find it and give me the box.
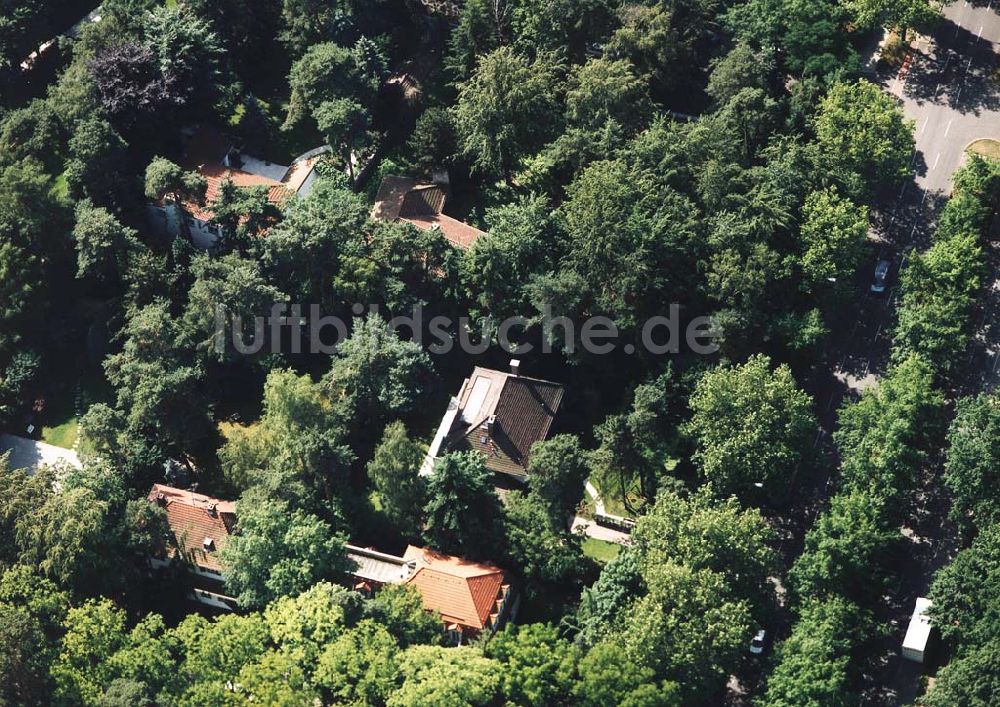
[510,359,521,376]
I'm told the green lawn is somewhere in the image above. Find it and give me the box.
[38,368,113,452]
[591,459,678,519]
[582,538,621,564]
[594,476,644,518]
[41,418,78,449]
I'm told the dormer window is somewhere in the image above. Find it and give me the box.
[203,537,215,552]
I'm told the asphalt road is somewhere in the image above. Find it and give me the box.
[822,3,1000,402]
[764,7,1000,705]
[891,1,1000,196]
[867,5,1000,704]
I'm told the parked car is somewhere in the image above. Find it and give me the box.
[749,629,767,655]
[871,259,892,293]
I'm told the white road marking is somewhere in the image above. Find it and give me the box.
[944,119,953,137]
[899,182,908,199]
[933,153,941,170]
[967,56,975,72]
[920,116,929,134]
[977,26,984,41]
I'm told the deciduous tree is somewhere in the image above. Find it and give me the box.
[423,452,502,558]
[452,47,565,177]
[367,421,427,537]
[687,355,815,501]
[388,645,502,707]
[487,624,579,707]
[221,491,352,610]
[314,620,399,705]
[72,201,140,284]
[761,597,864,707]
[366,583,441,648]
[815,80,914,198]
[788,490,897,603]
[323,316,434,433]
[799,187,868,297]
[942,394,1000,534]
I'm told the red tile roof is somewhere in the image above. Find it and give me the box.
[371,176,486,249]
[402,213,488,250]
[402,546,508,631]
[174,126,293,223]
[147,484,236,572]
[182,163,291,222]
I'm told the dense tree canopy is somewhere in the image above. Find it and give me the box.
[0,0,974,702]
[942,394,1000,535]
[760,597,864,707]
[814,80,914,197]
[423,452,503,558]
[452,47,565,177]
[221,491,352,610]
[687,355,815,501]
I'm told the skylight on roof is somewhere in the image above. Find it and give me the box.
[462,376,492,423]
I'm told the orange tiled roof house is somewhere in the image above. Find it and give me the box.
[346,544,517,644]
[146,126,328,250]
[147,484,238,611]
[145,484,517,638]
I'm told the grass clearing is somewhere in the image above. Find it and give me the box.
[967,139,1000,161]
[582,538,622,564]
[38,370,113,451]
[217,419,252,440]
[41,418,78,449]
[593,475,645,518]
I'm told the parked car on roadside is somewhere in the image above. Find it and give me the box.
[871,259,892,293]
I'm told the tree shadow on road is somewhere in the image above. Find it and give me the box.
[902,20,1000,115]
[871,177,946,248]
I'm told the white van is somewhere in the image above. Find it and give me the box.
[902,597,933,663]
